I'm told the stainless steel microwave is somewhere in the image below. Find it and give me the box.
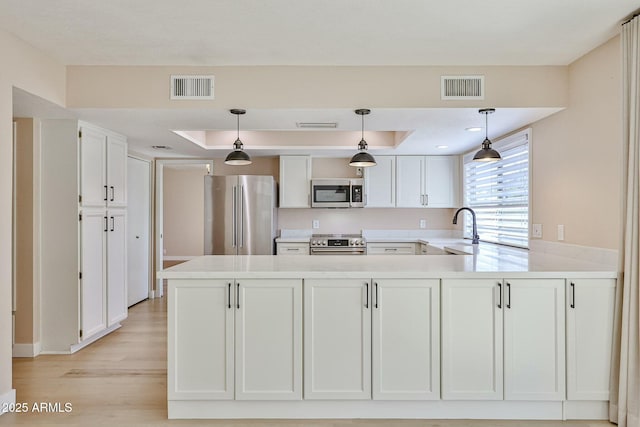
[311,179,364,208]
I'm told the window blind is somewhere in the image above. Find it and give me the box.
[463,130,530,248]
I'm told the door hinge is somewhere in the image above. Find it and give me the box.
[79,329,83,338]
[78,130,82,138]
[79,194,82,203]
[79,213,82,221]
[79,272,82,280]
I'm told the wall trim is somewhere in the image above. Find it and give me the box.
[12,341,41,358]
[0,389,16,415]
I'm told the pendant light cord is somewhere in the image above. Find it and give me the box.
[361,113,364,140]
[485,111,489,140]
[236,113,240,140]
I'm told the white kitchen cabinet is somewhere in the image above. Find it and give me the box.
[276,242,310,255]
[441,278,503,400]
[235,279,302,400]
[107,210,127,326]
[279,155,311,208]
[364,155,396,207]
[566,278,615,400]
[504,278,565,401]
[168,279,234,400]
[396,156,459,208]
[168,279,302,401]
[367,242,418,255]
[79,123,127,208]
[304,278,371,399]
[80,209,107,339]
[372,279,439,400]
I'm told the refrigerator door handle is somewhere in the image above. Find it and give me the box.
[232,186,237,248]
[240,185,244,248]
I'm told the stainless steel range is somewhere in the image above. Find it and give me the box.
[309,234,367,255]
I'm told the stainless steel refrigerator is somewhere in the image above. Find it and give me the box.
[204,175,277,255]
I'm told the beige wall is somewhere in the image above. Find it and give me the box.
[0,28,66,402]
[213,157,279,178]
[163,166,208,257]
[530,36,621,249]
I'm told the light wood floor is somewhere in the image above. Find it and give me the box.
[1,294,616,426]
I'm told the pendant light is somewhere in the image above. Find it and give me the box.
[472,108,501,162]
[349,109,377,167]
[224,109,252,166]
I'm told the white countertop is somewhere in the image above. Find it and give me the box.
[159,240,617,280]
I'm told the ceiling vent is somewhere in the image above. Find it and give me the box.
[170,75,214,100]
[441,75,484,100]
[296,122,338,129]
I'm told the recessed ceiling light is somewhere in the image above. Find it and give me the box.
[436,145,448,149]
[465,127,482,132]
[152,145,173,150]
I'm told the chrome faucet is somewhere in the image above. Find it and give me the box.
[452,207,480,244]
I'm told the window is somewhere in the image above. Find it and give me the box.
[463,129,530,248]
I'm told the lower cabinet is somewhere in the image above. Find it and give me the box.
[168,278,302,401]
[442,278,565,401]
[304,278,440,400]
[566,278,616,400]
[276,242,310,255]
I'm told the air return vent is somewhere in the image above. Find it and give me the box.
[170,75,214,100]
[441,75,484,100]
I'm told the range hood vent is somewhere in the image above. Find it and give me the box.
[171,75,214,100]
[441,75,484,100]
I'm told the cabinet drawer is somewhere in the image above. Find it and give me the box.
[277,243,310,255]
[367,243,417,255]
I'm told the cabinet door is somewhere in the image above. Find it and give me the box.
[79,126,107,208]
[504,278,565,400]
[279,156,311,208]
[372,279,439,400]
[424,156,459,208]
[395,156,424,208]
[441,279,503,400]
[107,134,127,207]
[107,210,127,326]
[235,279,302,400]
[168,279,234,400]
[364,156,395,207]
[304,278,371,399]
[566,278,615,400]
[80,209,107,339]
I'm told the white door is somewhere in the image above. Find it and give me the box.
[566,278,616,400]
[364,156,396,207]
[80,208,107,339]
[372,279,439,400]
[168,279,234,400]
[395,156,424,208]
[107,210,127,326]
[79,125,107,208]
[235,279,302,400]
[424,156,459,207]
[441,278,503,400]
[279,156,311,208]
[106,135,127,207]
[504,278,565,400]
[127,157,151,306]
[304,278,371,399]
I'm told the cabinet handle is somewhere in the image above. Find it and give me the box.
[104,185,108,201]
[425,194,429,206]
[232,187,237,247]
[110,186,115,202]
[110,216,115,232]
[375,282,379,309]
[420,195,424,205]
[385,248,398,252]
[506,282,511,309]
[365,282,369,309]
[497,283,502,308]
[104,216,108,232]
[228,283,232,309]
[286,248,299,251]
[570,282,575,308]
[236,283,240,309]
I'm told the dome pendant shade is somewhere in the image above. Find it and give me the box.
[473,108,501,163]
[224,109,252,166]
[349,109,376,167]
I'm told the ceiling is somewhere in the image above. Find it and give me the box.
[5,0,638,159]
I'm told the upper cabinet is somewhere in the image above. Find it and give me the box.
[279,156,312,208]
[364,156,396,208]
[396,156,460,208]
[80,123,127,208]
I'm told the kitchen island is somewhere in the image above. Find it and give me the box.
[160,246,617,420]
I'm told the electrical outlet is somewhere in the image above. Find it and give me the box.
[419,219,426,229]
[532,224,542,238]
[312,220,320,229]
[557,224,565,241]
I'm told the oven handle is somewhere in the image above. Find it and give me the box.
[310,247,366,254]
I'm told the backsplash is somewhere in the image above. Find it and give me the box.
[277,207,460,235]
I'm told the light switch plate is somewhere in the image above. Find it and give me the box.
[419,219,426,229]
[312,220,320,229]
[557,224,565,241]
[532,224,542,238]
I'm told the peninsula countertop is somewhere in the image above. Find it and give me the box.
[159,241,617,280]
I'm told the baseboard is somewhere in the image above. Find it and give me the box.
[0,389,16,415]
[149,289,155,299]
[563,400,609,420]
[12,341,41,358]
[69,323,121,354]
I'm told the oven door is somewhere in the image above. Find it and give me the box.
[311,180,351,208]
